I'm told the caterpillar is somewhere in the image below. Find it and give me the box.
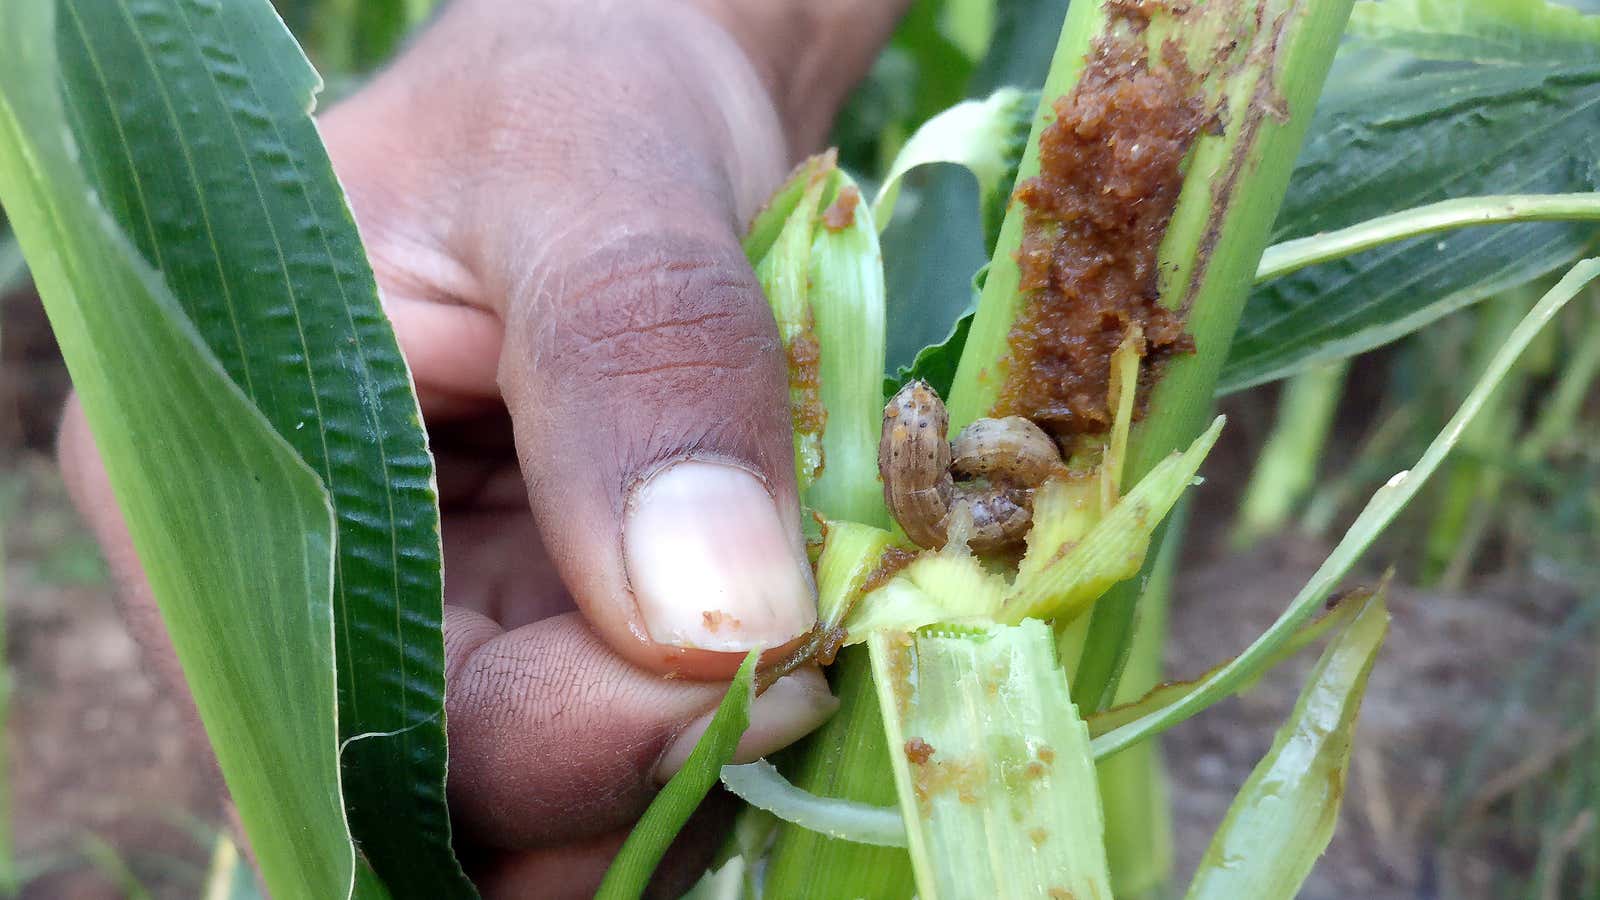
[878,380,1063,553]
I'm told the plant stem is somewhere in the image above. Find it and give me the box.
[1099,508,1183,898]
[762,648,912,897]
[1068,0,1360,712]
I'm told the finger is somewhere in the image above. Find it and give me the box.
[442,607,836,849]
[316,3,816,676]
[468,14,811,678]
[60,395,838,854]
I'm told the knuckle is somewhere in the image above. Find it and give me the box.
[512,232,782,408]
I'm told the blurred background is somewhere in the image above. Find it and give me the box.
[5,0,1599,896]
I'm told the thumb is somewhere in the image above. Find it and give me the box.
[468,11,814,677]
[502,225,816,676]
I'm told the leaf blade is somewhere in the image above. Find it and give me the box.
[1184,591,1389,900]
[1223,64,1600,392]
[598,651,760,900]
[53,1,468,891]
[0,2,355,893]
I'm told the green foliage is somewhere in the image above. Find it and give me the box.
[598,651,759,900]
[5,0,469,893]
[0,2,357,894]
[869,621,1113,900]
[748,157,891,527]
[1225,63,1600,391]
[1184,591,1389,900]
[1348,0,1600,64]
[1093,260,1600,759]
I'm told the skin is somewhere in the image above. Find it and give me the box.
[56,0,909,894]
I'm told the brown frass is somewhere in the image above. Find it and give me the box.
[998,1,1206,438]
[821,184,860,232]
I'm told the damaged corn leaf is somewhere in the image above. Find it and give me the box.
[947,0,1353,445]
[869,621,1112,900]
[1347,0,1600,64]
[841,552,1009,642]
[747,156,890,526]
[1094,259,1600,760]
[815,520,901,627]
[872,87,1037,235]
[1004,416,1223,625]
[1184,590,1389,900]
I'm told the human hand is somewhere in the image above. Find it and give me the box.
[57,0,906,894]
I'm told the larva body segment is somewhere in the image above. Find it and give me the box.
[950,416,1061,485]
[879,380,956,549]
[879,381,1064,553]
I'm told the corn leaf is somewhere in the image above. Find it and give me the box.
[598,651,759,900]
[1348,0,1600,65]
[1183,590,1389,900]
[870,621,1113,900]
[37,0,469,892]
[0,2,357,894]
[1223,64,1600,392]
[1005,417,1224,625]
[749,157,890,527]
[1084,585,1371,740]
[842,553,1009,641]
[879,0,1066,373]
[1094,259,1600,759]
[872,87,1035,234]
[815,521,900,627]
[720,760,908,847]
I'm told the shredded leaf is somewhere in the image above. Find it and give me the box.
[1184,590,1389,900]
[869,621,1112,900]
[1005,416,1225,624]
[748,156,891,526]
[841,553,1009,643]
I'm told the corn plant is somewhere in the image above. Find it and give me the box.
[2,0,1598,898]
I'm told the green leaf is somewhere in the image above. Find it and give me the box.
[0,2,355,895]
[720,760,908,847]
[872,87,1036,233]
[1348,0,1600,65]
[47,0,468,892]
[747,156,891,527]
[1004,417,1224,625]
[1093,259,1600,759]
[884,308,972,400]
[879,0,1064,375]
[598,650,760,900]
[1223,64,1600,392]
[869,620,1113,900]
[1183,590,1389,900]
[1084,584,1373,740]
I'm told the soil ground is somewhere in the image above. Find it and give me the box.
[4,287,1595,898]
